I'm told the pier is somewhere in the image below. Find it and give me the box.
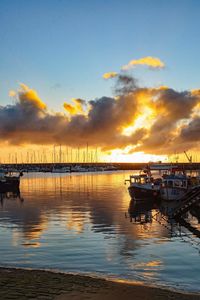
[171,186,200,218]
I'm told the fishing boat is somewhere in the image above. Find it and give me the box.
[126,164,200,201]
[0,170,23,192]
[160,173,200,201]
[125,170,161,201]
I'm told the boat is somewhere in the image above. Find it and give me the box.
[125,170,161,200]
[126,165,200,201]
[160,173,200,201]
[0,170,23,192]
[52,166,71,173]
[149,164,178,171]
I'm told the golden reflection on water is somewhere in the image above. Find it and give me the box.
[0,171,200,292]
[65,211,91,234]
[134,260,163,268]
[1,172,175,248]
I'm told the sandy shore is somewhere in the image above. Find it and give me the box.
[0,268,199,300]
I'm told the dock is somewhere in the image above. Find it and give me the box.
[171,186,200,218]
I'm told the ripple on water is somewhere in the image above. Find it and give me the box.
[0,171,200,292]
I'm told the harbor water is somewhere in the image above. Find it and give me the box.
[0,171,200,292]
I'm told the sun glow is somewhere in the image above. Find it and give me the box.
[102,148,167,163]
[122,105,155,136]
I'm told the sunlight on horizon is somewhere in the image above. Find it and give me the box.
[0,144,199,163]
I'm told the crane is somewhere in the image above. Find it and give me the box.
[184,151,192,163]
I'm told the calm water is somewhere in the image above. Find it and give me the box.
[0,171,200,292]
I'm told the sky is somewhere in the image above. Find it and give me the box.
[1,0,200,163]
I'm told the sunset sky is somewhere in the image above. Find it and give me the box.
[1,0,200,163]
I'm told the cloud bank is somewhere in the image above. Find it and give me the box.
[1,76,200,155]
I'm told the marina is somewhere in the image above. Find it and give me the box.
[0,170,200,293]
[1,1,200,298]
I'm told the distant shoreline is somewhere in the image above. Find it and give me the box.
[0,267,199,300]
[1,162,200,171]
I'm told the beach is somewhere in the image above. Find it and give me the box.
[0,268,199,300]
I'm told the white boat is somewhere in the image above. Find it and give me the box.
[160,173,200,201]
[52,166,71,173]
[149,164,178,170]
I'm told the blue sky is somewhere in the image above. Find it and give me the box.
[1,0,200,110]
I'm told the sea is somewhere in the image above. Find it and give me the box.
[0,171,200,292]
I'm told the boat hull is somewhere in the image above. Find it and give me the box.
[160,187,187,201]
[0,177,20,192]
[128,185,160,201]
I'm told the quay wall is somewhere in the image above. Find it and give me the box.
[1,162,200,171]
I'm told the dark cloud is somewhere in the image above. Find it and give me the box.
[114,75,138,95]
[134,88,200,154]
[180,117,200,142]
[1,83,141,149]
[1,79,200,155]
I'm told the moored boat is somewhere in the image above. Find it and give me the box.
[125,171,161,201]
[160,173,200,201]
[126,166,200,202]
[0,170,23,192]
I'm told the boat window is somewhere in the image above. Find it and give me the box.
[167,180,173,187]
[132,177,140,183]
[174,180,181,187]
[183,181,187,187]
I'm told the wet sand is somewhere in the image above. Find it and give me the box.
[0,268,199,300]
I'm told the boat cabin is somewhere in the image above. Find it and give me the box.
[162,174,188,189]
[129,174,153,185]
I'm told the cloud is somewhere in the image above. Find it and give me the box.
[133,88,200,154]
[63,98,87,115]
[114,75,138,95]
[2,80,142,148]
[122,56,165,70]
[102,72,118,79]
[179,117,200,142]
[9,90,17,97]
[51,83,61,89]
[9,83,47,110]
[2,76,200,156]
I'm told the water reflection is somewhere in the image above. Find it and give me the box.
[127,199,157,224]
[126,197,200,248]
[0,190,24,207]
[0,172,200,292]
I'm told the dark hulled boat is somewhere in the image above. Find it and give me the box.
[126,173,161,201]
[0,170,22,192]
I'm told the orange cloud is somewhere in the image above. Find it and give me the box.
[9,90,17,97]
[122,56,165,70]
[2,77,200,156]
[63,98,86,115]
[9,83,46,110]
[102,72,118,79]
[19,83,47,110]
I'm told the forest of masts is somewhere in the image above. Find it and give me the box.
[1,147,200,165]
[1,145,101,164]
